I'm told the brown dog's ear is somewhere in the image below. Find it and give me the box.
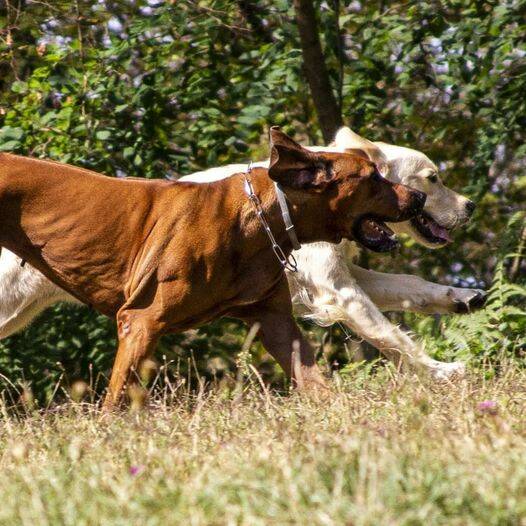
[268,127,332,191]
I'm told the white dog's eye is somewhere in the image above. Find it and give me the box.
[427,172,438,183]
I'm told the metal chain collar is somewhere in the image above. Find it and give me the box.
[243,162,298,272]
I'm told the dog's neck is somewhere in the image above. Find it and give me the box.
[236,168,338,252]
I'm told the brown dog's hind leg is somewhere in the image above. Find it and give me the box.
[103,309,161,410]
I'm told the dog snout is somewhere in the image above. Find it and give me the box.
[465,200,476,216]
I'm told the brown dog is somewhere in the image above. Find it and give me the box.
[0,128,425,408]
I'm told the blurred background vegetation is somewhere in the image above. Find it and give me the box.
[0,0,524,402]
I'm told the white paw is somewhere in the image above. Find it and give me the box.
[428,361,466,381]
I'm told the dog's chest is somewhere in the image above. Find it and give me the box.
[158,240,284,329]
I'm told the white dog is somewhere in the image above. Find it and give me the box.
[0,127,485,379]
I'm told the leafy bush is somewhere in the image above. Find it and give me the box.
[417,212,526,366]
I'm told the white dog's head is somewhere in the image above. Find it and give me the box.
[331,127,475,248]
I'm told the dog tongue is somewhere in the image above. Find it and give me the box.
[429,221,452,242]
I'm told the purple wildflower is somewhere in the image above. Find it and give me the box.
[477,400,498,415]
[129,465,144,476]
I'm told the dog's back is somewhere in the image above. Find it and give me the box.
[0,154,174,315]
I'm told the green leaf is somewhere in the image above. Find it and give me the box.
[95,130,111,141]
[11,81,28,94]
[0,140,20,151]
[0,126,24,140]
[123,146,134,158]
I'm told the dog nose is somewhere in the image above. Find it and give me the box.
[465,200,476,216]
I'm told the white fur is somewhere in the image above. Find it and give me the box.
[0,128,483,380]
[0,249,78,338]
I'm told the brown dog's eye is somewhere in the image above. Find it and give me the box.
[371,170,383,182]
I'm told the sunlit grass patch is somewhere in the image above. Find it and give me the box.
[0,364,524,525]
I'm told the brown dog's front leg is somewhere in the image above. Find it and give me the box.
[103,309,160,410]
[240,278,326,389]
[258,311,326,389]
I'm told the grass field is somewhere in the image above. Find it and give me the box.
[0,363,525,526]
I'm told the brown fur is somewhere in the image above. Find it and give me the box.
[0,128,424,408]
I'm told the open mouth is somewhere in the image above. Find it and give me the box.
[353,216,399,252]
[411,212,452,245]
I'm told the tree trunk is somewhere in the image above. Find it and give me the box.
[293,0,342,142]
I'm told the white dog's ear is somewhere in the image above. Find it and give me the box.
[333,127,389,176]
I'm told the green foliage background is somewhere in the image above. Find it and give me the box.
[0,0,524,401]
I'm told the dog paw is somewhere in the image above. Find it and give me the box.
[428,361,466,381]
[452,289,487,314]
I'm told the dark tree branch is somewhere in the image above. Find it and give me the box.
[293,0,342,142]
[332,0,344,111]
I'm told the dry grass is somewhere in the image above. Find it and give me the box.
[0,364,525,526]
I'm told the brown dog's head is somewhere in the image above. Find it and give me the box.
[267,127,426,252]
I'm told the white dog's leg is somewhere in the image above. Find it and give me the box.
[348,264,486,315]
[289,243,465,380]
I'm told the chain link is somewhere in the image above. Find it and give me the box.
[243,162,298,272]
